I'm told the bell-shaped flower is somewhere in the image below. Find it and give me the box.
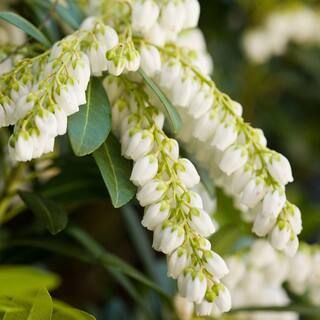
[189,208,216,237]
[132,0,159,34]
[153,222,185,255]
[140,45,162,77]
[270,221,291,250]
[262,187,286,218]
[267,153,294,185]
[136,179,167,206]
[178,269,207,303]
[204,251,229,279]
[142,200,170,230]
[168,247,190,279]
[176,158,200,188]
[219,144,248,176]
[130,154,158,186]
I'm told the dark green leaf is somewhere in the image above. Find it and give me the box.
[68,78,111,156]
[0,12,51,48]
[93,134,136,208]
[138,68,182,133]
[0,266,59,296]
[18,191,68,235]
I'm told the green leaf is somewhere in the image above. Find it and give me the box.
[93,134,136,208]
[138,68,182,133]
[68,78,111,156]
[18,191,68,235]
[28,0,83,29]
[0,266,59,296]
[26,289,53,320]
[0,12,51,48]
[0,299,23,313]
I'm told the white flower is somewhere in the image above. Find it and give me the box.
[125,50,141,72]
[267,153,294,185]
[249,240,277,268]
[193,111,219,142]
[270,222,291,250]
[122,130,154,161]
[176,158,200,188]
[219,144,248,176]
[130,154,158,186]
[177,29,207,52]
[189,209,216,237]
[132,0,159,34]
[240,177,266,208]
[174,295,194,320]
[262,187,286,218]
[171,75,198,108]
[252,210,277,237]
[168,247,190,278]
[195,300,213,316]
[140,45,162,77]
[188,84,214,119]
[54,107,68,135]
[230,166,253,195]
[142,201,170,230]
[160,1,186,34]
[88,44,109,76]
[178,270,207,303]
[214,286,232,313]
[204,251,229,279]
[183,0,201,29]
[163,138,180,160]
[211,119,238,151]
[153,223,185,254]
[9,133,33,161]
[159,61,182,89]
[35,110,58,138]
[287,204,302,235]
[54,85,79,116]
[137,179,167,207]
[284,236,299,257]
[230,100,243,117]
[144,22,167,46]
[107,57,126,76]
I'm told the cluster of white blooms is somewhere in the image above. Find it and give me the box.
[287,243,320,305]
[243,6,320,64]
[174,239,301,320]
[0,15,147,161]
[143,42,302,255]
[104,75,231,317]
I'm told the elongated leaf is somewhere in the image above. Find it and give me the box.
[138,68,182,133]
[0,12,51,48]
[0,266,59,296]
[29,0,83,29]
[68,78,111,156]
[93,135,136,208]
[18,191,68,235]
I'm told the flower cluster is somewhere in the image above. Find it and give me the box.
[224,240,298,320]
[142,42,302,255]
[243,5,320,64]
[287,243,320,305]
[0,17,133,161]
[104,75,231,317]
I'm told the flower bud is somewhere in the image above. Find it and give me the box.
[153,223,185,254]
[270,222,291,250]
[132,0,160,33]
[267,153,293,185]
[137,179,167,206]
[130,154,158,186]
[176,158,200,188]
[168,247,190,278]
[140,45,161,77]
[189,208,215,237]
[204,251,229,279]
[211,119,238,151]
[178,269,207,303]
[142,200,170,230]
[219,144,248,176]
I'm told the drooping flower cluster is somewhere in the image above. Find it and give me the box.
[0,17,131,160]
[104,75,231,317]
[223,240,298,320]
[287,243,320,305]
[243,5,320,64]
